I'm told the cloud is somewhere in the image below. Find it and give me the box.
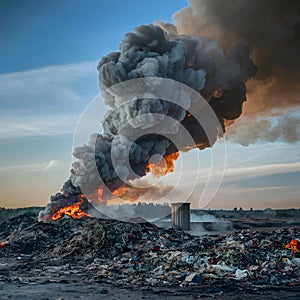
[224,162,300,179]
[226,185,288,192]
[0,61,98,110]
[0,113,78,138]
[0,160,61,173]
[42,160,60,171]
[0,61,102,139]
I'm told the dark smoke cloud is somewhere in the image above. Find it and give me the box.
[40,23,257,219]
[173,0,300,71]
[171,0,300,144]
[75,24,255,189]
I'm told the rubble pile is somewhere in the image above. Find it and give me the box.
[85,225,300,286]
[0,215,37,241]
[0,217,91,255]
[0,217,299,288]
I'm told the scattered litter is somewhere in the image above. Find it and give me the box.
[235,269,248,280]
[185,272,202,283]
[0,242,8,249]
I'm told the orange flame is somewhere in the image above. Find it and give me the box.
[285,239,300,253]
[89,185,140,205]
[92,185,141,204]
[86,187,106,205]
[147,152,179,177]
[52,153,180,209]
[51,194,94,221]
[112,185,142,202]
[112,186,130,198]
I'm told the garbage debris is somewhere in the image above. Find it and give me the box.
[0,217,299,289]
[235,269,249,280]
[185,272,202,284]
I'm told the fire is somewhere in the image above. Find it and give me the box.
[51,194,94,221]
[89,185,141,204]
[86,187,106,205]
[49,153,180,209]
[147,152,179,177]
[112,185,130,198]
[285,239,300,253]
[112,185,142,202]
[224,119,235,127]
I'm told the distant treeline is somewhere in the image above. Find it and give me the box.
[1,205,299,223]
[0,207,43,223]
[192,208,300,219]
[108,203,171,220]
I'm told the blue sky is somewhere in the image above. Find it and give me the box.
[0,0,299,209]
[0,0,186,73]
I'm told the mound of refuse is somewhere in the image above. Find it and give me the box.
[0,217,299,287]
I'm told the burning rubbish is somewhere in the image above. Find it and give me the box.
[50,194,94,221]
[40,181,94,221]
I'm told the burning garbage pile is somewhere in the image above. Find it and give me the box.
[40,181,94,221]
[1,217,299,288]
[48,194,93,221]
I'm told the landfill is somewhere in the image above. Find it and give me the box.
[0,216,299,292]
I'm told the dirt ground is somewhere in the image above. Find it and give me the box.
[0,280,300,300]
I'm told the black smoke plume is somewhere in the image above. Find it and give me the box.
[39,24,257,220]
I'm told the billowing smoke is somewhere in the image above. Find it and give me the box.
[171,0,300,143]
[40,22,257,220]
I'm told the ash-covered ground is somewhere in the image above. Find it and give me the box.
[0,211,300,299]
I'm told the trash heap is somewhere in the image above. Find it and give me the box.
[0,217,299,287]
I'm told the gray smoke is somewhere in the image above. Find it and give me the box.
[227,112,300,145]
[172,0,300,143]
[40,24,257,220]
